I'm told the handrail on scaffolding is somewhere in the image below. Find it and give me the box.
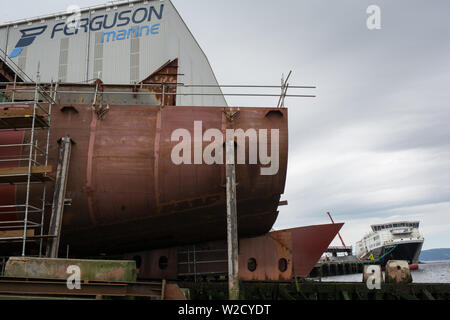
[0,85,315,98]
[0,82,316,109]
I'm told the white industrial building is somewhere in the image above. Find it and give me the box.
[0,0,226,106]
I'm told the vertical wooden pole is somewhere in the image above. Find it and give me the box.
[226,140,239,300]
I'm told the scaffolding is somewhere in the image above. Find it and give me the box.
[0,53,56,257]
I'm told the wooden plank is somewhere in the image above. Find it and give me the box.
[279,200,288,206]
[0,166,52,176]
[0,166,53,184]
[161,279,166,300]
[0,229,35,238]
[0,115,49,130]
[0,107,34,117]
[0,175,53,184]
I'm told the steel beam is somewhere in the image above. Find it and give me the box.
[225,140,239,300]
[46,136,72,258]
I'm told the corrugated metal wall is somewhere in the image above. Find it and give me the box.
[0,0,227,107]
[0,26,9,61]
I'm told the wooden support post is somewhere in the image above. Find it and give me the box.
[161,279,167,300]
[226,140,239,300]
[46,136,72,258]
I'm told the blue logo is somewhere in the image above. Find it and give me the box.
[9,26,47,58]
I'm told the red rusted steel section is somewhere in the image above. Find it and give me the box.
[142,59,179,106]
[125,223,343,281]
[0,59,24,83]
[239,229,293,281]
[290,223,344,277]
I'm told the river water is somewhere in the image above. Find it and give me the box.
[319,260,450,283]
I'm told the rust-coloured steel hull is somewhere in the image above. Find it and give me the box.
[0,131,23,222]
[1,104,288,255]
[123,223,344,281]
[290,223,345,277]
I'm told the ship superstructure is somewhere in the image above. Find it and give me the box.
[356,221,424,265]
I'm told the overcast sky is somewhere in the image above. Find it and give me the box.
[1,0,449,250]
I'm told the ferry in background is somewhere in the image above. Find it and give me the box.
[356,221,424,266]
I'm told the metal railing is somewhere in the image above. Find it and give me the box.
[0,82,316,109]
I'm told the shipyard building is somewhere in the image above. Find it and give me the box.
[0,0,226,106]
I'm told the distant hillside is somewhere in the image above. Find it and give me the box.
[420,248,450,261]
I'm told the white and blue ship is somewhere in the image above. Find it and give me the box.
[356,221,424,266]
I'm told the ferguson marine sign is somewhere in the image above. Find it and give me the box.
[0,0,227,106]
[10,4,164,58]
[52,4,163,40]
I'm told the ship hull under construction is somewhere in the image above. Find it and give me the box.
[1,85,288,256]
[0,77,341,281]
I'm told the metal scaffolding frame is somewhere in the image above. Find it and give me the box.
[0,54,56,257]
